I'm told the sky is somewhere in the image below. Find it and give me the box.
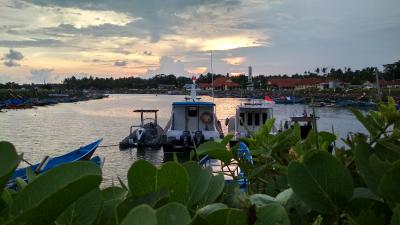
[0,0,399,83]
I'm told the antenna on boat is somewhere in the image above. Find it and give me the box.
[210,50,214,102]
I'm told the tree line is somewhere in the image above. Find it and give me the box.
[1,60,399,90]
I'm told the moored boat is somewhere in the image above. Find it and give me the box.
[226,97,274,145]
[7,138,103,187]
[161,76,224,153]
[119,109,164,149]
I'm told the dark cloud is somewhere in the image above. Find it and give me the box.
[3,49,24,67]
[0,38,62,48]
[24,0,242,42]
[114,60,128,67]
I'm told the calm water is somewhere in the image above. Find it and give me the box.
[0,94,366,185]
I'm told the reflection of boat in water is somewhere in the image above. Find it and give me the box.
[161,76,224,153]
[119,110,164,149]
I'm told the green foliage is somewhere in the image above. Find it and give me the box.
[1,97,400,225]
[288,151,354,214]
[0,142,21,196]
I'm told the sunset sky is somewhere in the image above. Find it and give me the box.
[0,0,399,83]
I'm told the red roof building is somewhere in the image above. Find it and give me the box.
[267,78,327,90]
[198,77,240,90]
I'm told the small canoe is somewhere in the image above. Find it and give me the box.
[8,139,103,186]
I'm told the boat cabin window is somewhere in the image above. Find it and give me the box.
[239,113,244,126]
[188,107,197,117]
[254,113,260,126]
[247,113,253,126]
[262,113,268,124]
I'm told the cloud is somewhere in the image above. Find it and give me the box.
[143,51,152,56]
[3,49,24,67]
[114,60,128,67]
[148,56,185,76]
[221,57,246,65]
[29,68,54,83]
[0,38,62,48]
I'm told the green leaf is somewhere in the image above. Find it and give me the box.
[288,151,354,214]
[221,135,234,146]
[350,108,381,137]
[156,202,191,225]
[183,161,212,207]
[196,142,233,165]
[206,208,247,225]
[157,162,189,203]
[378,161,400,203]
[128,160,157,197]
[196,203,228,217]
[116,189,169,224]
[254,203,291,225]
[390,204,400,225]
[96,187,126,225]
[55,188,103,225]
[354,143,382,194]
[275,188,294,205]
[249,194,276,207]
[15,177,27,190]
[202,174,224,205]
[26,167,37,183]
[0,141,21,195]
[121,204,157,225]
[7,161,102,225]
[351,187,383,202]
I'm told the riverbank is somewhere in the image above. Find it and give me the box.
[0,89,108,110]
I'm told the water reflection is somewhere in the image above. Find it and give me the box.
[0,94,365,186]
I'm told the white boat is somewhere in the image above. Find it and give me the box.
[226,98,274,144]
[161,77,224,152]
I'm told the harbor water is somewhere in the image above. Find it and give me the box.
[0,94,366,185]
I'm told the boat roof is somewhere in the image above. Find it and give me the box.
[133,109,159,113]
[173,102,215,106]
[238,103,273,109]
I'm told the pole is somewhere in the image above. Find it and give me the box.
[211,50,214,102]
[375,70,382,101]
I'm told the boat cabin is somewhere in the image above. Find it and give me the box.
[162,76,224,152]
[227,102,274,139]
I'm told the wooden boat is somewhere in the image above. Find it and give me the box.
[119,110,164,149]
[8,139,103,186]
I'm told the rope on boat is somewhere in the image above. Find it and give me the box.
[98,144,120,148]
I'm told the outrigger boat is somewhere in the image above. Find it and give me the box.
[119,109,164,149]
[7,139,102,187]
[161,76,224,153]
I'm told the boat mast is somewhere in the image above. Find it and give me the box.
[190,76,197,102]
[211,50,214,102]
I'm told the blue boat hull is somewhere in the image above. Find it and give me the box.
[8,139,103,186]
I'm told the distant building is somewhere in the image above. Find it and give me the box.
[379,79,400,88]
[198,77,240,90]
[267,78,326,90]
[158,84,176,90]
[247,66,254,90]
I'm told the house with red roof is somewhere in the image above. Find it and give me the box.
[198,77,240,90]
[267,78,327,90]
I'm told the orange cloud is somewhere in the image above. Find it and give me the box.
[221,57,246,65]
